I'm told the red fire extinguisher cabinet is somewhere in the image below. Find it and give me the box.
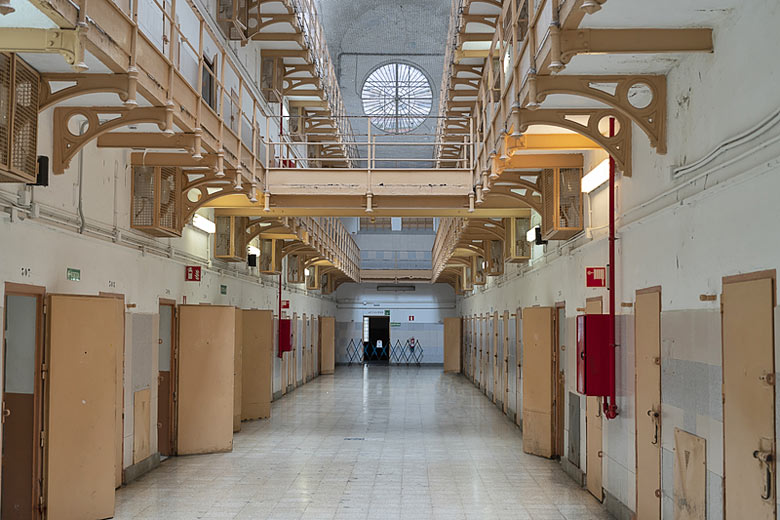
[278,318,292,357]
[576,314,610,396]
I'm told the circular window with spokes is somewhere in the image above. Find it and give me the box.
[361,62,433,134]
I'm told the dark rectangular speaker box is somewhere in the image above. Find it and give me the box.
[30,156,49,187]
[247,254,258,267]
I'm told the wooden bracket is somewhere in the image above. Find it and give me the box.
[511,108,632,176]
[0,28,87,71]
[530,74,666,154]
[181,169,250,222]
[39,73,135,111]
[53,106,169,174]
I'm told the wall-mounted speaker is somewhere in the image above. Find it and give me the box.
[247,254,258,267]
[30,156,49,187]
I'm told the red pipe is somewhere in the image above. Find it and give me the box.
[278,272,283,358]
[605,117,618,420]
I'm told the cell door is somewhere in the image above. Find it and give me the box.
[554,303,566,459]
[515,310,522,427]
[722,272,776,519]
[2,285,45,520]
[176,305,235,455]
[502,311,510,414]
[157,301,175,456]
[521,306,555,458]
[635,287,661,518]
[492,312,499,404]
[585,297,604,501]
[44,294,120,520]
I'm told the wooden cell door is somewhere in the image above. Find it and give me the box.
[585,296,604,501]
[443,317,461,372]
[176,305,235,455]
[521,306,555,458]
[242,310,273,420]
[157,301,176,456]
[515,310,522,427]
[502,311,510,414]
[553,303,566,459]
[492,312,499,403]
[635,287,662,519]
[233,309,243,433]
[44,294,121,520]
[2,284,45,520]
[722,272,776,520]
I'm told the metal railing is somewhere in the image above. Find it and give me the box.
[263,115,475,170]
[345,338,425,366]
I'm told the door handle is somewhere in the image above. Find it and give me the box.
[753,450,774,500]
[647,409,660,445]
[1,405,10,423]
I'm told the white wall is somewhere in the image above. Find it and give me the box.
[459,2,780,518]
[334,282,457,364]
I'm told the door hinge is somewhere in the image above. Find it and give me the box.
[41,364,48,380]
[42,303,47,315]
[40,430,46,448]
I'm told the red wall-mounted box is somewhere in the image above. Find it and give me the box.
[278,318,292,358]
[576,314,610,396]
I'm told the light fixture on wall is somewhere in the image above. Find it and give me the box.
[526,225,548,245]
[304,268,310,277]
[192,214,215,234]
[581,158,610,193]
[247,245,260,257]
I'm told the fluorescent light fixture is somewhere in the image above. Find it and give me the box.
[248,245,260,257]
[581,158,610,193]
[192,214,215,234]
[526,226,537,242]
[304,268,310,277]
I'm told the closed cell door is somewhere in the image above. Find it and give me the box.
[2,286,45,520]
[158,302,175,456]
[722,272,776,519]
[522,306,555,458]
[635,288,662,518]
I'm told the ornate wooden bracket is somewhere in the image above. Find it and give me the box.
[181,168,251,222]
[511,108,632,176]
[0,28,87,71]
[53,106,170,174]
[39,73,137,111]
[528,74,666,153]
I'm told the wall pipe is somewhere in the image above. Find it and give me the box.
[605,117,618,420]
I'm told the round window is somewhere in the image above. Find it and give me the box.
[361,63,433,134]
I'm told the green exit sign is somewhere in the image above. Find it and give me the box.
[384,310,390,316]
[220,284,227,295]
[66,268,81,281]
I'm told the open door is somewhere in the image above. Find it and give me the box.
[242,310,273,420]
[585,297,604,501]
[98,292,125,489]
[157,300,175,456]
[635,287,662,518]
[233,309,243,432]
[176,305,235,455]
[2,283,45,520]
[44,294,120,520]
[722,271,776,520]
[553,302,566,459]
[521,306,555,458]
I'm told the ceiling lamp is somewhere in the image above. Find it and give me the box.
[192,214,215,234]
[581,158,610,193]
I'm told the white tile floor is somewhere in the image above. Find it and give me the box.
[115,366,611,519]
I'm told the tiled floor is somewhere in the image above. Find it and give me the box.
[115,366,611,519]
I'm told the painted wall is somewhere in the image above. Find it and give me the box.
[334,282,457,364]
[459,2,780,518]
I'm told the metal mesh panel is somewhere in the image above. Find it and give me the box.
[158,167,178,230]
[513,217,531,258]
[558,168,582,229]
[288,254,301,283]
[132,166,155,227]
[541,168,554,236]
[0,54,10,169]
[215,216,232,257]
[11,57,38,179]
[489,239,503,272]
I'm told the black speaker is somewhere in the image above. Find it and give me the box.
[248,254,258,267]
[534,226,548,246]
[30,156,49,187]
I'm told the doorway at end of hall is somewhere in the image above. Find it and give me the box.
[363,315,390,364]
